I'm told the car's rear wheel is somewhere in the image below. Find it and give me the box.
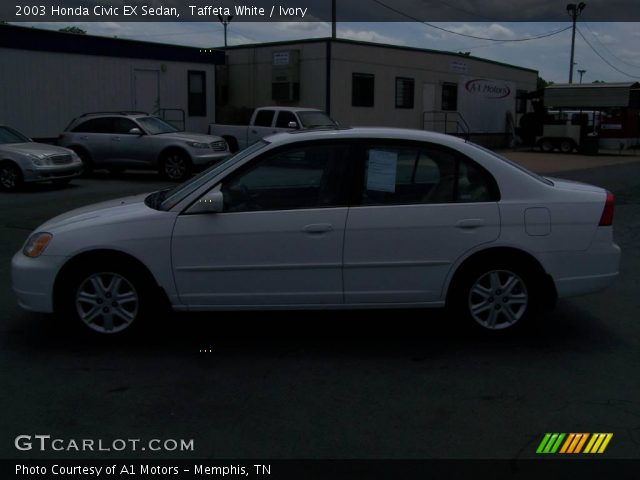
[71,147,93,175]
[0,161,23,192]
[450,260,540,332]
[160,150,191,181]
[61,260,152,335]
[559,139,575,153]
[539,139,554,153]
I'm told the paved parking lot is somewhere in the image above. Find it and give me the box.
[1,155,639,460]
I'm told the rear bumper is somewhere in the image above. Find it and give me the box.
[538,228,621,298]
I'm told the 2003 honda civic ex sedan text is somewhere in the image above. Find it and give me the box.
[11,128,621,334]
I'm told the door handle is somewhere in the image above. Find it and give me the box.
[456,218,484,229]
[302,223,333,234]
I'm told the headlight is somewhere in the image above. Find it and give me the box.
[187,142,210,149]
[28,155,50,166]
[23,232,53,258]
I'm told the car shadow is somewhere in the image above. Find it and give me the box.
[8,300,621,359]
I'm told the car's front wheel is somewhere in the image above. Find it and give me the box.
[450,260,540,332]
[0,161,24,192]
[160,150,192,181]
[60,260,152,335]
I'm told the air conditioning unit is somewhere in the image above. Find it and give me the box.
[272,50,300,102]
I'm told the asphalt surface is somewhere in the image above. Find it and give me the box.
[1,160,639,460]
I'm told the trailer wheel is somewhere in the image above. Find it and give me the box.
[539,139,554,153]
[559,139,575,153]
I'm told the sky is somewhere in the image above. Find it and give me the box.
[14,21,640,83]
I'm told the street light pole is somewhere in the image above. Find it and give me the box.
[217,14,234,48]
[566,2,586,84]
[578,69,586,83]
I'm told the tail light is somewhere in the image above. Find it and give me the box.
[599,191,615,226]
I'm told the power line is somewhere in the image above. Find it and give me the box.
[581,22,640,69]
[576,27,640,79]
[371,0,572,42]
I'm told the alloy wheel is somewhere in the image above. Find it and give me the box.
[0,164,20,190]
[468,270,528,330]
[75,272,139,334]
[164,154,187,180]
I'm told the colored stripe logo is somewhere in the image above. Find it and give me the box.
[536,433,613,454]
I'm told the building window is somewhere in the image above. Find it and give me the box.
[188,71,206,117]
[516,90,528,114]
[441,82,458,111]
[352,73,375,107]
[395,77,415,109]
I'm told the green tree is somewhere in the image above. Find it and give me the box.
[537,76,554,90]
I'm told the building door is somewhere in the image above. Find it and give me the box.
[422,83,436,130]
[134,69,160,114]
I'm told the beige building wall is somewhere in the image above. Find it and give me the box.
[0,47,217,138]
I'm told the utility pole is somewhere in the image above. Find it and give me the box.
[331,0,336,39]
[578,69,586,83]
[217,14,234,48]
[566,2,586,84]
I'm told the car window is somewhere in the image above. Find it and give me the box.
[136,116,178,135]
[72,117,113,133]
[221,143,352,212]
[275,111,298,128]
[113,118,139,134]
[297,111,337,128]
[253,110,275,127]
[361,143,497,205]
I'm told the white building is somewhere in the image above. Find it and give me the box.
[220,38,538,147]
[0,24,225,140]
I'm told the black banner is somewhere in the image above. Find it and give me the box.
[2,0,640,22]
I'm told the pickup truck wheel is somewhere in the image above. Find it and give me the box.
[224,136,239,153]
[160,150,192,181]
[539,139,554,153]
[559,139,575,153]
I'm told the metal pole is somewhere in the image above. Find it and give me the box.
[569,9,577,83]
[331,0,336,39]
[578,69,586,83]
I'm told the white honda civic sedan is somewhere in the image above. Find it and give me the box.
[11,128,620,334]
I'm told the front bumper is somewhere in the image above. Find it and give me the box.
[190,151,232,167]
[22,163,83,183]
[11,251,68,313]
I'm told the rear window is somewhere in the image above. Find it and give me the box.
[254,110,275,127]
[469,142,554,186]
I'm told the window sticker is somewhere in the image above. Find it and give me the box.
[366,150,398,193]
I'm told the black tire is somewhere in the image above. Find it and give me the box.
[224,136,239,153]
[58,258,154,335]
[539,139,554,153]
[559,139,575,153]
[0,161,24,192]
[159,150,192,181]
[71,147,93,176]
[448,258,542,333]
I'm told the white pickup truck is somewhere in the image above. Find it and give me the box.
[208,107,337,152]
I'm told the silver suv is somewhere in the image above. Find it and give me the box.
[59,112,230,181]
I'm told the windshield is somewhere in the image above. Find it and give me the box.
[156,140,270,211]
[297,111,337,129]
[469,142,554,186]
[0,126,31,144]
[137,116,179,135]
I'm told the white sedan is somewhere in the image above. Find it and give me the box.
[11,128,620,334]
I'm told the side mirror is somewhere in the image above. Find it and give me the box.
[287,121,299,129]
[186,188,224,214]
[129,127,143,135]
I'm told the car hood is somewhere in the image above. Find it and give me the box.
[38,193,151,231]
[0,142,73,158]
[155,132,221,143]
